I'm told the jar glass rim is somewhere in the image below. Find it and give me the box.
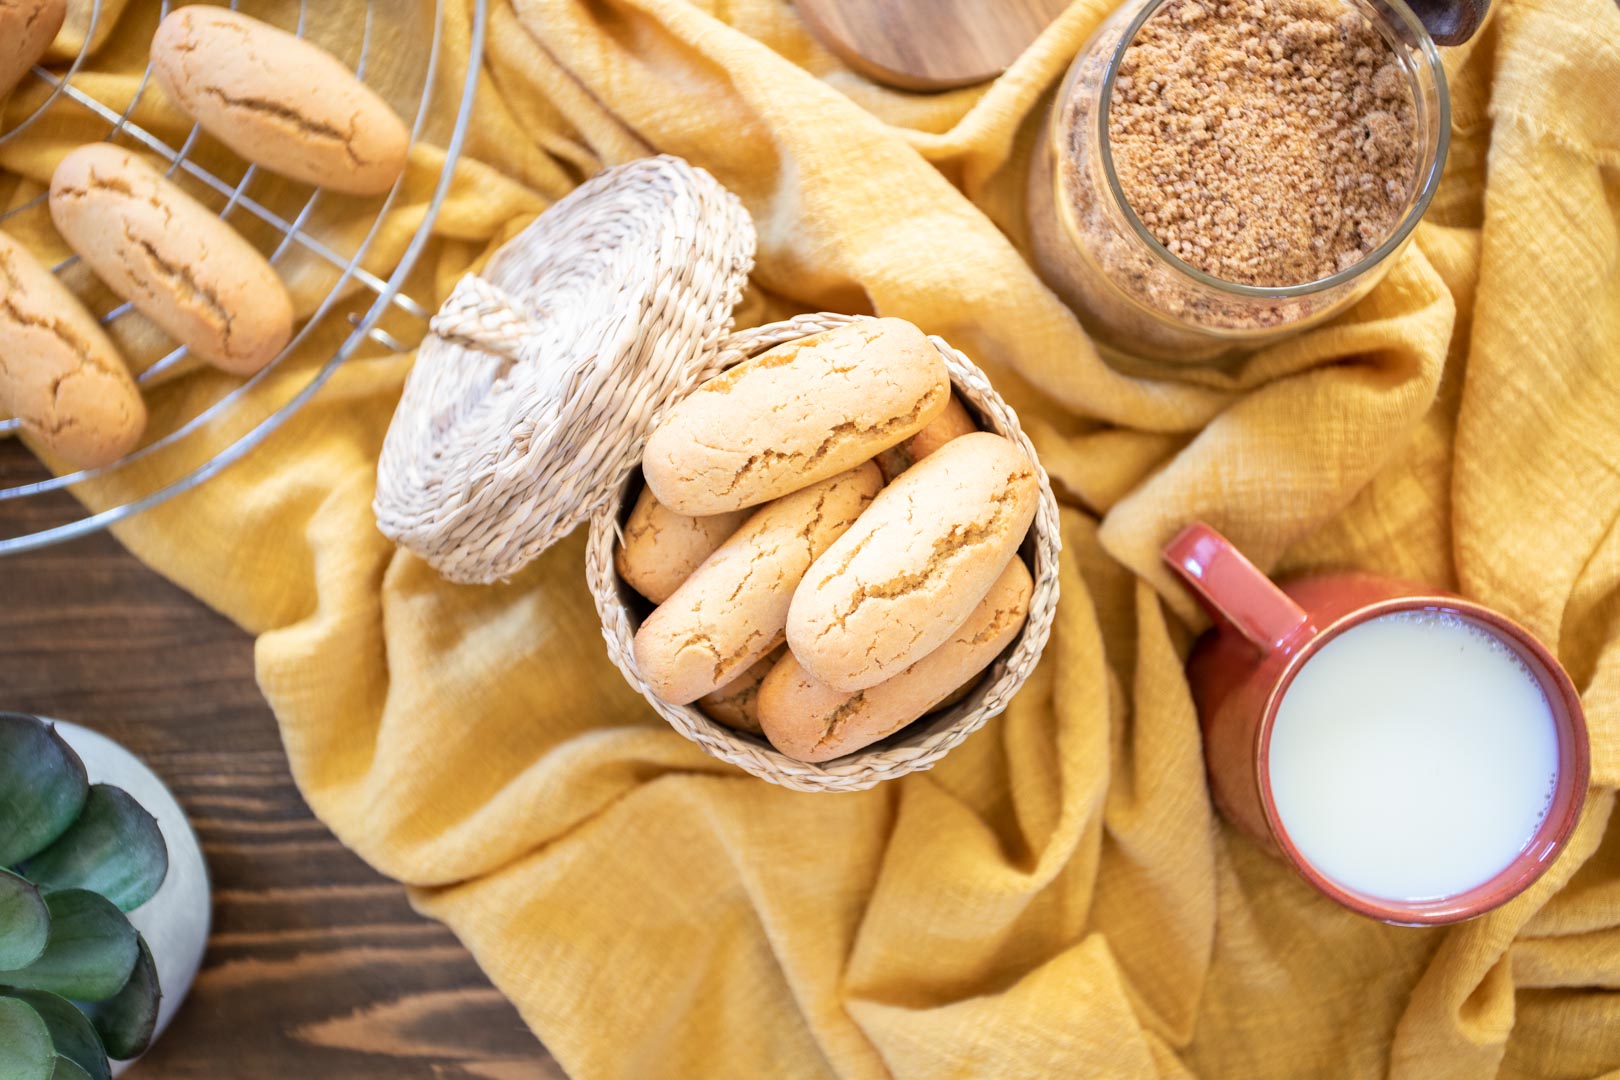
[1093,0,1452,300]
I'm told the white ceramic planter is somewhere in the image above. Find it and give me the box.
[53,722,211,1078]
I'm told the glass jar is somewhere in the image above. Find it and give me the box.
[1028,0,1450,363]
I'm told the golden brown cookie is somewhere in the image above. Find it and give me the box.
[50,144,294,376]
[0,231,145,469]
[150,7,410,195]
[788,432,1038,692]
[0,0,64,99]
[615,485,749,605]
[642,318,948,515]
[902,391,978,460]
[874,391,978,481]
[762,557,1032,762]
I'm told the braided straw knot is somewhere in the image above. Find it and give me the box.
[372,155,756,585]
[429,274,538,355]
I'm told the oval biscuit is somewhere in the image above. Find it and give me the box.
[787,432,1038,692]
[761,557,1032,762]
[903,392,978,461]
[642,318,948,515]
[697,647,782,735]
[874,392,978,483]
[615,485,749,605]
[0,0,64,99]
[50,144,294,376]
[0,231,146,469]
[151,7,410,195]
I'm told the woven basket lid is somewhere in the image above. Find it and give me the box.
[374,155,757,584]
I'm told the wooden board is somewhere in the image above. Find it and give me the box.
[0,441,563,1079]
[795,0,1072,91]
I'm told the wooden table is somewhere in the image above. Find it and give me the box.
[0,445,563,1079]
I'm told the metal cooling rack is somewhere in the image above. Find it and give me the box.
[0,0,487,554]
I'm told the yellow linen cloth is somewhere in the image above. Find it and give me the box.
[6,0,1619,1075]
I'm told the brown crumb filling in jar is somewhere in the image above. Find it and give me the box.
[1106,0,1419,288]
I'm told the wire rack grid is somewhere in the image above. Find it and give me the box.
[0,0,488,555]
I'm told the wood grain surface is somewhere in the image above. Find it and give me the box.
[0,441,564,1078]
[794,0,1071,90]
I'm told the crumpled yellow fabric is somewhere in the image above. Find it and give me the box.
[9,0,1619,1075]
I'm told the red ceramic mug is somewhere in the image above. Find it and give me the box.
[1164,523,1589,924]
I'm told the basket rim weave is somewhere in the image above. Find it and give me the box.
[586,312,1063,793]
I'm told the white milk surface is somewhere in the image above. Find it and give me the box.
[1267,610,1559,902]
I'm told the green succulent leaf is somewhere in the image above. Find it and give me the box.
[0,993,109,1080]
[76,936,159,1061]
[0,890,138,1002]
[0,714,90,868]
[0,869,50,970]
[17,786,168,914]
[52,1058,94,1080]
[0,996,53,1080]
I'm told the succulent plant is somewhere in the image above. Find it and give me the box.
[0,713,168,1079]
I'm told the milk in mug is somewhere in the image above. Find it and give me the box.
[1266,610,1560,902]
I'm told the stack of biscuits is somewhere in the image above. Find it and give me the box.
[619,318,1040,763]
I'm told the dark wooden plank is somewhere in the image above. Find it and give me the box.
[0,441,564,1079]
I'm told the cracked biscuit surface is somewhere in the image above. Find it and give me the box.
[788,432,1038,692]
[761,557,1032,762]
[151,7,410,195]
[0,0,64,99]
[615,484,750,604]
[634,462,882,706]
[0,230,146,469]
[50,144,294,376]
[642,318,948,516]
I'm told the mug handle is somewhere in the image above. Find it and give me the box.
[1163,523,1313,652]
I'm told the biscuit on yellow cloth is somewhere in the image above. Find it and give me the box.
[11,0,1620,1075]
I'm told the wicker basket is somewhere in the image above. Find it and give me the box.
[376,157,1062,791]
[586,313,1062,793]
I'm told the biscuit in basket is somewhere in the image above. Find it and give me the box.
[616,485,749,604]
[876,391,977,481]
[760,557,1032,762]
[634,462,882,705]
[641,318,947,515]
[788,432,1038,692]
[0,231,146,469]
[697,648,781,735]
[0,0,64,99]
[902,392,978,461]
